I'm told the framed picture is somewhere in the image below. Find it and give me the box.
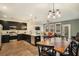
[55,23,61,34]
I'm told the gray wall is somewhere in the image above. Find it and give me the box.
[60,19,79,36]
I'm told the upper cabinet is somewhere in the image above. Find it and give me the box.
[8,21,18,30]
[0,20,27,30]
[9,22,27,30]
[21,23,27,30]
[2,21,9,30]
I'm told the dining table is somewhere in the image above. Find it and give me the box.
[36,37,72,56]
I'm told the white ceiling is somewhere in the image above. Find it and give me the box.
[0,3,79,24]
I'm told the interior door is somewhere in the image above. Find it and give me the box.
[62,24,71,40]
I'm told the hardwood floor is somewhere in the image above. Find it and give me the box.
[0,40,38,56]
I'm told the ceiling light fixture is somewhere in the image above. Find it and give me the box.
[48,3,61,19]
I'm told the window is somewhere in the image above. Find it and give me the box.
[55,23,61,35]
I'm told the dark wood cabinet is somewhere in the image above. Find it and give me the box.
[2,35,10,43]
[35,36,41,46]
[17,34,24,40]
[17,34,31,43]
[9,36,17,40]
[0,20,27,30]
[26,35,31,43]
[3,22,9,30]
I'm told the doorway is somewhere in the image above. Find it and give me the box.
[62,24,71,40]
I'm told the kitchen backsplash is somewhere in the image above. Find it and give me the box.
[1,30,27,35]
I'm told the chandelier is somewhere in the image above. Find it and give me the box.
[48,3,61,19]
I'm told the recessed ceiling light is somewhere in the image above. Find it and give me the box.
[30,14,33,17]
[2,6,7,10]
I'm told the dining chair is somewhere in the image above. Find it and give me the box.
[70,40,79,56]
[75,32,79,42]
[61,40,79,56]
[38,46,56,56]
